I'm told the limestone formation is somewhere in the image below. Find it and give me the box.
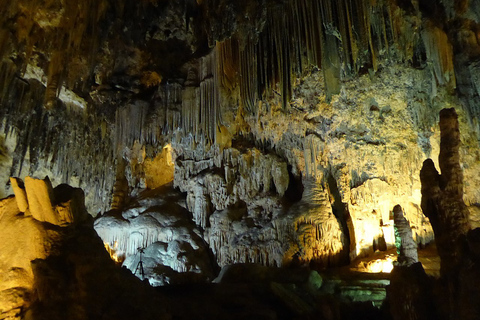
[386,262,437,320]
[1,0,480,319]
[387,107,480,320]
[420,108,471,275]
[0,180,171,320]
[24,176,57,225]
[9,177,28,212]
[393,205,418,267]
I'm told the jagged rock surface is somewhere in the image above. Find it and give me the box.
[1,1,480,319]
[0,0,479,267]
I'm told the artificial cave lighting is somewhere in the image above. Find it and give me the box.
[365,255,395,274]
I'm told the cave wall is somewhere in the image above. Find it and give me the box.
[0,0,480,267]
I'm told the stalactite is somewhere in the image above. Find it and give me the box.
[422,21,456,90]
[0,0,109,106]
[180,48,222,146]
[215,0,398,112]
[0,61,115,213]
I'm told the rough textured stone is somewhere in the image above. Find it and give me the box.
[1,1,480,318]
[386,262,437,320]
[95,186,215,286]
[0,181,171,320]
[416,108,480,320]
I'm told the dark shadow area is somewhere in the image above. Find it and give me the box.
[284,164,304,203]
[327,173,355,265]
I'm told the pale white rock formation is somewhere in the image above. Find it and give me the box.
[94,187,215,286]
[175,146,290,230]
[393,205,419,267]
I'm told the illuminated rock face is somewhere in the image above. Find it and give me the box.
[202,179,346,268]
[0,196,51,319]
[392,205,418,267]
[1,1,480,319]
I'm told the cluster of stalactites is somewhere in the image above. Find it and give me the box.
[114,83,182,155]
[0,61,115,213]
[215,0,404,112]
[181,48,222,146]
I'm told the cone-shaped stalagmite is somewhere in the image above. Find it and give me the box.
[393,205,418,267]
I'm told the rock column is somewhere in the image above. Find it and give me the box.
[420,108,470,275]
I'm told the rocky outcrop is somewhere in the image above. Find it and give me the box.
[386,262,437,320]
[175,147,289,229]
[9,177,28,212]
[419,108,480,320]
[172,142,349,268]
[0,0,480,266]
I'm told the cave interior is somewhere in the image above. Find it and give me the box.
[1,0,480,319]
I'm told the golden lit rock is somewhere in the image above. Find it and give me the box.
[24,176,56,225]
[0,197,51,318]
[141,71,162,88]
[1,0,480,318]
[10,177,28,213]
[143,144,175,189]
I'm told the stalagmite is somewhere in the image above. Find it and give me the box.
[392,205,418,267]
[420,108,470,275]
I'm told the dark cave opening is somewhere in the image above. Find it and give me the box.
[283,164,304,203]
[327,173,355,265]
